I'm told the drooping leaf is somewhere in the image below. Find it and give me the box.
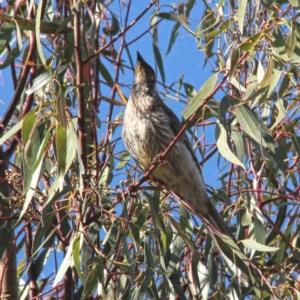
[240,239,279,252]
[259,57,274,89]
[20,128,51,220]
[82,257,104,299]
[216,121,245,168]
[55,123,67,190]
[73,233,83,281]
[228,48,240,80]
[230,124,245,163]
[152,15,165,83]
[53,240,74,287]
[0,119,23,146]
[36,0,47,66]
[285,30,296,57]
[237,0,247,34]
[183,73,218,120]
[22,111,36,146]
[166,22,180,55]
[232,99,276,154]
[99,60,114,87]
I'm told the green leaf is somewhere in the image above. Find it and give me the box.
[241,209,252,226]
[228,48,240,80]
[230,124,245,163]
[285,30,296,56]
[73,233,83,281]
[140,236,155,293]
[194,260,209,299]
[26,71,50,95]
[66,119,79,172]
[270,98,286,130]
[257,60,264,84]
[0,120,23,146]
[22,111,36,145]
[259,57,274,89]
[57,88,68,128]
[216,121,245,168]
[152,17,165,83]
[157,12,180,22]
[238,28,272,52]
[26,65,67,95]
[36,0,47,66]
[292,135,300,156]
[20,128,51,220]
[232,100,276,154]
[116,151,130,170]
[13,18,22,52]
[203,19,232,39]
[266,204,287,244]
[253,220,266,245]
[267,66,282,97]
[81,264,102,299]
[216,234,252,284]
[32,248,50,279]
[99,162,113,187]
[56,123,67,190]
[240,239,279,252]
[166,22,180,55]
[237,0,247,34]
[147,192,163,229]
[32,217,56,255]
[177,2,194,35]
[288,0,300,6]
[53,240,73,287]
[0,13,71,34]
[21,160,43,219]
[103,14,120,36]
[99,60,114,87]
[0,23,14,54]
[183,73,218,120]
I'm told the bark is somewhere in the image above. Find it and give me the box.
[0,230,18,300]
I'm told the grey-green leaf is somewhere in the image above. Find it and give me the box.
[240,239,279,252]
[237,0,247,34]
[183,73,218,120]
[216,121,245,168]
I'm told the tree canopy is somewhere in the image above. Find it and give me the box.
[0,0,299,299]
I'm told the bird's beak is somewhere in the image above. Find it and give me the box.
[135,52,145,81]
[136,51,144,64]
[134,52,154,84]
[136,51,145,73]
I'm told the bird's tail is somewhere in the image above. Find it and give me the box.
[202,202,251,287]
[172,191,254,286]
[203,201,237,240]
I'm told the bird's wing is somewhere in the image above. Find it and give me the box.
[161,102,200,169]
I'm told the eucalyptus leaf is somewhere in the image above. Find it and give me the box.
[240,239,279,252]
[183,73,218,120]
[216,121,245,168]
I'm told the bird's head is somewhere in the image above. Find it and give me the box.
[134,52,156,88]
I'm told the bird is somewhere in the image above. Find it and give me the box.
[122,52,233,237]
[122,52,251,284]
